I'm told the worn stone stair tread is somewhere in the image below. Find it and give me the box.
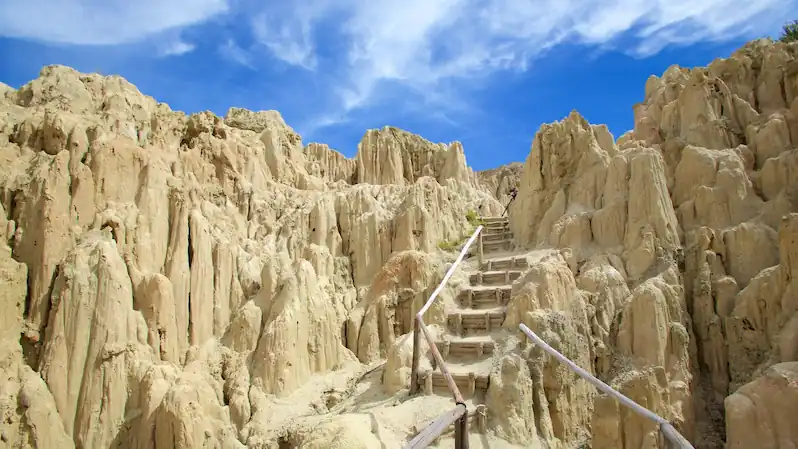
[440,334,497,343]
[482,224,510,231]
[483,227,509,233]
[434,337,497,358]
[475,269,522,277]
[453,307,505,316]
[457,295,508,310]
[429,370,490,383]
[479,256,529,271]
[440,356,493,371]
[483,239,512,245]
[481,233,512,241]
[482,245,525,256]
[468,271,522,286]
[480,252,527,262]
[424,372,491,396]
[458,288,512,296]
[447,311,506,334]
[482,231,509,237]
[481,217,509,223]
[464,284,514,292]
[482,226,510,232]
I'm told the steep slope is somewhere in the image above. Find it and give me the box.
[0,65,503,448]
[507,38,798,448]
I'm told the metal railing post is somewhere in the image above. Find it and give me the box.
[477,232,484,268]
[454,408,469,449]
[410,317,421,395]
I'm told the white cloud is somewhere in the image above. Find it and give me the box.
[251,11,318,70]
[249,0,340,70]
[0,0,229,45]
[247,0,788,118]
[0,0,790,129]
[219,39,254,68]
[158,39,196,57]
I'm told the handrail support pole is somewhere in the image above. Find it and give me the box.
[454,408,469,449]
[410,317,421,395]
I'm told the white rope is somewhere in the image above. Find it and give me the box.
[519,323,694,449]
[417,225,483,317]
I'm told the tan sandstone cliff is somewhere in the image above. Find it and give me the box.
[507,38,798,448]
[0,37,796,449]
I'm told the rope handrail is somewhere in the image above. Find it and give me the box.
[519,323,694,449]
[404,225,484,449]
[417,226,484,317]
[405,404,468,448]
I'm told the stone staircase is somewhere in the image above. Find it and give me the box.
[478,216,514,254]
[416,216,528,434]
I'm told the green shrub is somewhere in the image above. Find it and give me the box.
[438,210,484,251]
[437,239,458,251]
[780,20,798,43]
[465,209,484,227]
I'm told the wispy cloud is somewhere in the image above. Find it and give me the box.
[0,0,229,45]
[248,0,341,71]
[219,39,253,68]
[158,38,196,57]
[0,0,791,131]
[247,0,788,121]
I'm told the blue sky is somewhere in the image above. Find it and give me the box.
[0,0,794,171]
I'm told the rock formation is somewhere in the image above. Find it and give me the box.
[478,161,522,206]
[0,64,501,448]
[507,38,798,448]
[0,37,796,449]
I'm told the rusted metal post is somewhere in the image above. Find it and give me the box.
[454,408,469,449]
[409,317,421,395]
[477,232,484,268]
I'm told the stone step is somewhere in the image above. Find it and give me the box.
[448,309,506,335]
[481,217,509,225]
[483,220,509,228]
[469,270,522,286]
[418,371,490,398]
[482,223,508,233]
[434,338,496,359]
[458,285,511,309]
[482,239,513,253]
[481,257,528,271]
[481,231,512,242]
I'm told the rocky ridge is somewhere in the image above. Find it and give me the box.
[0,37,795,449]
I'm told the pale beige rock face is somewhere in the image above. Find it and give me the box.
[507,39,798,449]
[724,362,798,449]
[478,161,522,205]
[0,64,503,448]
[355,127,480,188]
[1,38,798,449]
[0,239,74,449]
